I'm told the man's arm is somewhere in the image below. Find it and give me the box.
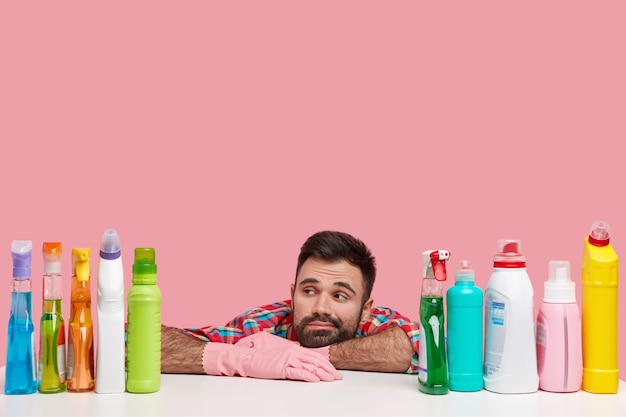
[161,325,206,374]
[161,325,342,382]
[160,301,294,375]
[328,326,415,373]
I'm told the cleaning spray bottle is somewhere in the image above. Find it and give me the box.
[66,248,95,392]
[581,220,619,393]
[95,229,125,394]
[4,240,38,394]
[38,242,67,393]
[418,249,450,395]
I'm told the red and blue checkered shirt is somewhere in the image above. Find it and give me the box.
[184,299,420,374]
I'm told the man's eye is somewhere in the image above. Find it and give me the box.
[303,288,315,295]
[334,293,348,301]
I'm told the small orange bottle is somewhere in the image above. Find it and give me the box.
[66,248,95,392]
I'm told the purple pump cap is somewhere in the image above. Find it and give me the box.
[12,240,33,279]
[100,229,122,260]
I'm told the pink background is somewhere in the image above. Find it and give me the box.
[1,2,624,377]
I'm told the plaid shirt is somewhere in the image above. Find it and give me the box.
[184,300,420,374]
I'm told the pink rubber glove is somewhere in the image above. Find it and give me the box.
[202,331,342,382]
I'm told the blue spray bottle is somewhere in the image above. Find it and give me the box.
[4,240,38,394]
[446,259,484,391]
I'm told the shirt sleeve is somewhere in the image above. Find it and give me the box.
[182,301,292,344]
[357,306,420,374]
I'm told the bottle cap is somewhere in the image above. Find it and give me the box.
[544,260,576,303]
[455,259,475,282]
[493,238,526,268]
[12,240,32,279]
[72,248,91,282]
[588,220,610,247]
[43,242,62,274]
[100,229,122,260]
[133,248,157,277]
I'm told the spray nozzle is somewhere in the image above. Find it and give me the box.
[588,220,610,247]
[422,249,450,281]
[72,248,91,282]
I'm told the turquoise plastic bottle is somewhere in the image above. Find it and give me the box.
[446,260,484,392]
[418,249,450,395]
[4,240,38,395]
[126,248,162,393]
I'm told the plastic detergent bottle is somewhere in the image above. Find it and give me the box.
[126,247,162,393]
[581,220,619,393]
[446,259,483,392]
[536,260,582,392]
[66,248,95,392]
[95,229,126,394]
[483,238,538,394]
[38,242,67,393]
[418,249,450,395]
[4,240,38,394]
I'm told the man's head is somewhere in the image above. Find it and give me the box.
[290,230,376,348]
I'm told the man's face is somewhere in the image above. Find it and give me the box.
[291,256,373,348]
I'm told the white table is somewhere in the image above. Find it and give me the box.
[1,367,624,416]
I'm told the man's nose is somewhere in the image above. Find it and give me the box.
[312,294,332,316]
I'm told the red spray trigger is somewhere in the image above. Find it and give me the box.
[430,250,450,281]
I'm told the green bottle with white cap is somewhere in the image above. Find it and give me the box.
[126,248,162,393]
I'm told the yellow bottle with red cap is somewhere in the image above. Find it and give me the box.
[581,220,619,393]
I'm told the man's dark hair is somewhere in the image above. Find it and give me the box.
[295,230,376,303]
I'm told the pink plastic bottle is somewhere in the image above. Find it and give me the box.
[535,260,582,392]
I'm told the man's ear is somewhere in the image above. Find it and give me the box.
[290,283,295,301]
[360,297,374,323]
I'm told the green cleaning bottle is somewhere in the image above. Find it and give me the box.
[126,248,162,393]
[38,242,67,393]
[418,249,450,395]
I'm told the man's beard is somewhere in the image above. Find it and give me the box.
[293,310,362,348]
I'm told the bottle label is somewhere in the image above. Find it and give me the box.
[484,292,507,376]
[58,322,66,382]
[66,337,74,380]
[535,318,546,375]
[418,330,428,382]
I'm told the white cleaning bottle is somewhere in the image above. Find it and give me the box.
[483,238,538,394]
[95,229,125,393]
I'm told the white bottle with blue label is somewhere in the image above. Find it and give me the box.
[483,238,538,394]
